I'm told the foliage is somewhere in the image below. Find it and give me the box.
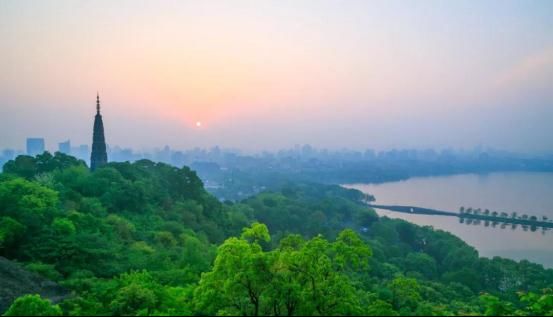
[194,224,371,316]
[0,217,25,250]
[518,289,553,315]
[3,294,62,316]
[1,154,553,316]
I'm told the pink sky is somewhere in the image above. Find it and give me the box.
[1,1,552,153]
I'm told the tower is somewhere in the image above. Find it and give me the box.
[26,138,45,156]
[58,140,71,154]
[90,93,108,171]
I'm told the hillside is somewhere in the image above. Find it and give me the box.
[1,152,552,315]
[0,257,68,314]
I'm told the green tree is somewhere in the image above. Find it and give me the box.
[0,217,25,251]
[388,277,422,312]
[3,152,86,179]
[194,224,371,316]
[404,252,437,279]
[109,271,163,316]
[0,178,58,218]
[519,290,553,316]
[241,222,271,244]
[194,227,272,315]
[479,294,513,316]
[355,208,379,228]
[366,299,399,316]
[3,294,62,316]
[25,262,63,281]
[52,218,76,236]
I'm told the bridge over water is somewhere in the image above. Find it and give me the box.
[368,204,553,230]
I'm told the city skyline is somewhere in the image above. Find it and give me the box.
[5,136,553,158]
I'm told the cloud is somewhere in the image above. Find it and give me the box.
[492,47,553,99]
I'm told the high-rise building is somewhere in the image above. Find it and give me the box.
[90,93,108,171]
[72,144,89,162]
[26,138,45,156]
[58,140,71,154]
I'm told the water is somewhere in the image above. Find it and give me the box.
[344,172,553,268]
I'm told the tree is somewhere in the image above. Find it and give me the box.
[355,208,379,228]
[366,299,399,316]
[519,290,553,316]
[194,224,372,316]
[290,234,362,315]
[404,252,437,279]
[396,222,417,246]
[241,222,271,244]
[194,233,272,315]
[2,152,86,179]
[25,262,63,281]
[0,178,58,247]
[109,271,163,316]
[0,217,25,251]
[333,229,372,271]
[388,277,422,312]
[479,294,513,316]
[197,226,270,316]
[0,178,58,216]
[52,218,76,236]
[4,152,553,317]
[3,294,62,316]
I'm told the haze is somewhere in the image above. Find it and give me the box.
[1,0,552,153]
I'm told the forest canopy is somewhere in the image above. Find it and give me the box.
[1,152,552,316]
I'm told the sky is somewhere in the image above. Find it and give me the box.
[1,0,552,153]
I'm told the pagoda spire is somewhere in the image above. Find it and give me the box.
[96,92,100,114]
[91,93,108,171]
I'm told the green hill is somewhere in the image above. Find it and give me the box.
[1,153,552,316]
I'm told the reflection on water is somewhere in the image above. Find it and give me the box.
[344,172,553,268]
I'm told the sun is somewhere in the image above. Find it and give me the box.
[196,121,202,127]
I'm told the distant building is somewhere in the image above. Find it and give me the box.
[90,93,108,171]
[0,149,16,171]
[71,144,89,162]
[2,149,16,161]
[26,138,45,156]
[58,140,71,154]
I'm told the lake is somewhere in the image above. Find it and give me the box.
[344,172,553,268]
